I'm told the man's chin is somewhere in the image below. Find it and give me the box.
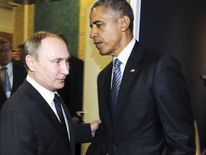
[57,83,65,89]
[99,51,108,56]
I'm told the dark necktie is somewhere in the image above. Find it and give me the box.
[111,59,122,108]
[53,94,68,139]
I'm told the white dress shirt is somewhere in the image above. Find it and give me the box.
[111,37,136,87]
[27,75,70,140]
[0,62,13,98]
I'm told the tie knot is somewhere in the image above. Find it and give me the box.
[114,59,121,68]
[54,93,60,104]
[0,67,7,71]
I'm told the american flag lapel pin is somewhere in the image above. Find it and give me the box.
[130,69,135,72]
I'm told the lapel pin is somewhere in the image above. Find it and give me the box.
[130,69,135,72]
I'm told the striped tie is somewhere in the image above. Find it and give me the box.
[111,59,122,108]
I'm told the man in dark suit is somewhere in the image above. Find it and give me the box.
[0,37,27,109]
[0,31,99,155]
[87,0,195,154]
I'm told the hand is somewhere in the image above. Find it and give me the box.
[90,120,101,137]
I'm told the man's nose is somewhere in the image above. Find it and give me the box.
[62,61,69,76]
[90,27,98,39]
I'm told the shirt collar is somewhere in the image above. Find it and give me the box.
[26,75,56,106]
[0,61,12,68]
[6,62,12,77]
[113,37,136,65]
[0,62,12,75]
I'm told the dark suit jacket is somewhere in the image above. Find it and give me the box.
[86,42,195,155]
[0,60,27,108]
[0,80,92,155]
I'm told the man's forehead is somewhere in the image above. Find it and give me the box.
[42,37,61,43]
[41,37,66,49]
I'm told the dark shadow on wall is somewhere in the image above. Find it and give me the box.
[191,1,206,151]
[139,0,206,152]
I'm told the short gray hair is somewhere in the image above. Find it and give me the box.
[24,31,64,60]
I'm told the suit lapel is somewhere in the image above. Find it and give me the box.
[103,63,116,123]
[11,62,19,92]
[12,63,17,92]
[116,42,144,120]
[60,98,75,154]
[25,81,70,146]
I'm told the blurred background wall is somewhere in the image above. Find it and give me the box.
[35,0,79,57]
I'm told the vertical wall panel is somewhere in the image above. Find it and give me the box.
[35,0,80,56]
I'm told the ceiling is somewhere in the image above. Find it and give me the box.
[0,0,36,9]
[0,0,57,9]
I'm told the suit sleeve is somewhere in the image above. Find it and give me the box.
[153,55,195,155]
[0,111,36,155]
[86,123,107,155]
[73,123,92,143]
[86,73,108,155]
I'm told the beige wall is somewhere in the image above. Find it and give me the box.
[0,5,34,49]
[13,4,34,49]
[0,7,13,33]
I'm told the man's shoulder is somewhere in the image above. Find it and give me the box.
[136,44,171,64]
[1,81,38,113]
[12,60,27,75]
[97,61,112,82]
[12,60,25,68]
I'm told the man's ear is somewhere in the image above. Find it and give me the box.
[119,15,130,32]
[25,55,36,71]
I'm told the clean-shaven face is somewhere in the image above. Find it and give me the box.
[90,6,123,56]
[32,37,70,91]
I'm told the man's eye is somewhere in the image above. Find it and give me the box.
[96,23,103,27]
[66,59,71,64]
[55,60,61,63]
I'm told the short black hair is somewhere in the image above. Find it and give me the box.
[91,0,134,32]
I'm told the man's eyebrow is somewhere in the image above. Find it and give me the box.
[52,56,70,61]
[95,20,104,24]
[90,20,103,26]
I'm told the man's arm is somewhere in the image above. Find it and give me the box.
[1,112,36,155]
[73,120,100,143]
[153,55,195,155]
[86,123,108,155]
